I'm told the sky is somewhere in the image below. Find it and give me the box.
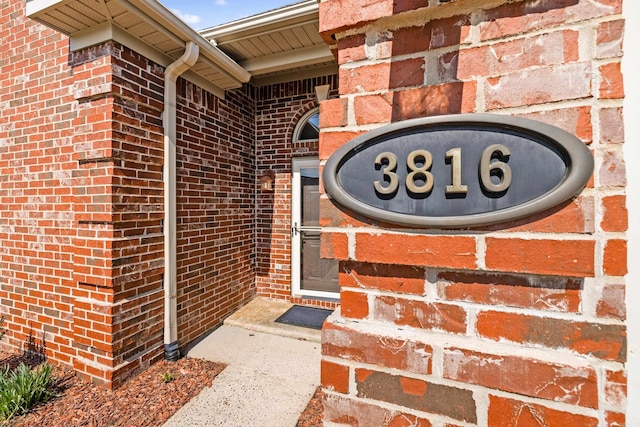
[158,0,299,30]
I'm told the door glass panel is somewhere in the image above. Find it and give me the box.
[301,169,320,227]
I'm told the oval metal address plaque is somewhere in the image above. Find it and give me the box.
[322,114,593,228]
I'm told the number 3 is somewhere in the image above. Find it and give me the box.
[374,152,399,194]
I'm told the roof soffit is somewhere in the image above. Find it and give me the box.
[26,0,251,94]
[26,0,336,90]
[200,0,337,83]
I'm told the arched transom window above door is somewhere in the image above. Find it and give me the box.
[293,108,320,142]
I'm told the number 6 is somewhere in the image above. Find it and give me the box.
[480,144,511,193]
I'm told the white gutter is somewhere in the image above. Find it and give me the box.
[163,41,200,361]
[200,0,319,38]
[124,0,251,84]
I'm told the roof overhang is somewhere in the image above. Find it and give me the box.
[26,0,337,92]
[26,0,252,98]
[201,0,337,87]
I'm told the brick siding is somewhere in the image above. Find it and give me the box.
[0,0,77,370]
[174,80,256,346]
[255,75,340,309]
[0,0,341,388]
[0,0,257,388]
[319,0,627,425]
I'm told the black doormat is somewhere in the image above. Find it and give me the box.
[275,305,333,330]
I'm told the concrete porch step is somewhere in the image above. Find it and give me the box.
[223,297,322,343]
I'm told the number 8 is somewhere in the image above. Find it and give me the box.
[406,150,434,194]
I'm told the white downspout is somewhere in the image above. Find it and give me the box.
[163,41,199,361]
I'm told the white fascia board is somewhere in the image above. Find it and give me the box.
[25,0,68,16]
[253,64,338,87]
[213,18,320,48]
[27,0,247,91]
[241,44,334,76]
[200,0,319,39]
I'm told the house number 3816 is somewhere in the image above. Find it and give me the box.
[373,144,512,196]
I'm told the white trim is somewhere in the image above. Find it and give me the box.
[73,22,227,99]
[198,0,334,83]
[291,158,338,300]
[121,0,250,84]
[241,45,335,76]
[295,288,340,300]
[253,65,338,87]
[212,18,320,47]
[623,2,640,424]
[291,158,317,297]
[25,0,67,16]
[26,0,250,91]
[70,22,160,58]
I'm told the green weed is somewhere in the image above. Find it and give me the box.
[160,371,175,383]
[0,362,55,422]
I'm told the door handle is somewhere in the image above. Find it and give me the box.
[291,222,299,237]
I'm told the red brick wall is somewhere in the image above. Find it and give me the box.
[0,0,257,388]
[175,80,256,345]
[0,0,77,367]
[319,0,627,425]
[0,32,173,386]
[255,76,340,309]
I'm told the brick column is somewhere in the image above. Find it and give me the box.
[319,0,627,425]
[70,42,165,388]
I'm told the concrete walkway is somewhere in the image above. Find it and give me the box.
[163,299,323,427]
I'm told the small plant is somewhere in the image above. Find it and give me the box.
[160,371,175,383]
[0,362,55,422]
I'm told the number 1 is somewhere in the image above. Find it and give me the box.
[445,148,468,195]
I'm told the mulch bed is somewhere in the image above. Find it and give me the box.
[297,387,324,427]
[1,351,323,427]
